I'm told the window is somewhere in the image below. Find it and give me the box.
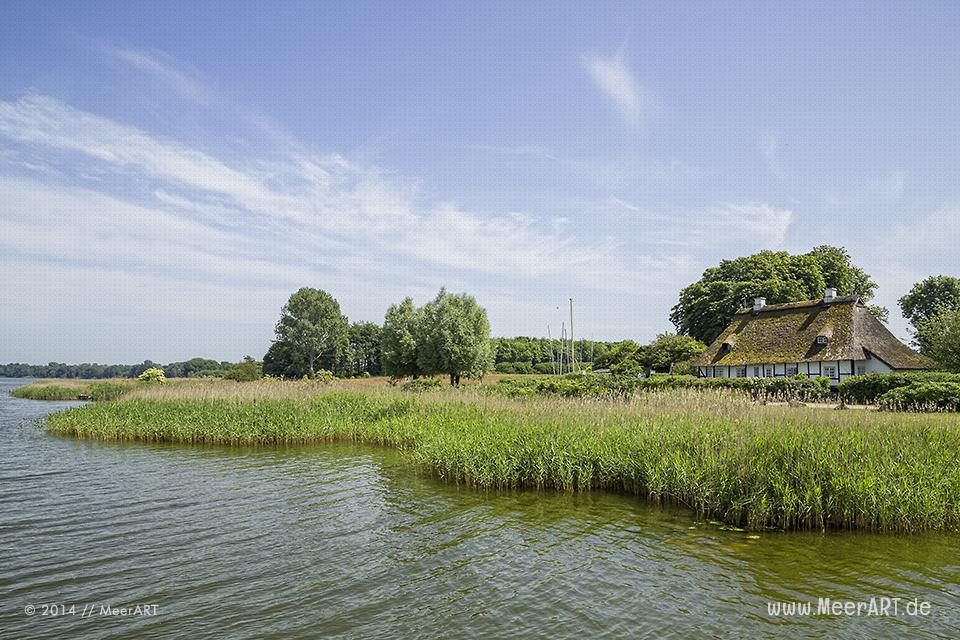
[786,365,798,376]
[765,366,773,377]
[824,365,837,378]
[753,367,761,377]
[856,365,866,376]
[816,336,829,345]
[737,367,747,378]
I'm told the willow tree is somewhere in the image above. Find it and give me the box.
[416,289,493,386]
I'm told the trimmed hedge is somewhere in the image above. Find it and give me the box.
[878,382,960,412]
[837,371,960,404]
[493,373,831,401]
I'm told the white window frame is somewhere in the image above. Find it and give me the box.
[824,365,837,378]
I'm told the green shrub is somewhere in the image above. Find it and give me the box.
[491,373,830,401]
[137,367,167,384]
[838,372,960,403]
[878,382,960,412]
[301,369,336,384]
[494,361,534,374]
[401,378,443,393]
[223,357,263,382]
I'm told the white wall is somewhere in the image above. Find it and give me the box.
[699,359,889,387]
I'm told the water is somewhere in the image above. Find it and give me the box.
[0,378,958,639]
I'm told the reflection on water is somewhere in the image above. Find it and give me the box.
[1,378,958,639]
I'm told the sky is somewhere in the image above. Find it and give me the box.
[1,1,959,363]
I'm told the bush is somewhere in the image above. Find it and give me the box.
[491,373,830,401]
[494,361,534,374]
[838,372,960,403]
[223,357,263,382]
[303,369,336,384]
[401,378,443,393]
[878,382,960,412]
[137,368,166,384]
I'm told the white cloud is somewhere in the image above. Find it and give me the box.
[0,90,797,358]
[108,47,215,106]
[581,51,657,128]
[0,94,637,288]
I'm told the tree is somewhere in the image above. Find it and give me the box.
[267,288,350,378]
[899,276,960,350]
[263,340,301,378]
[416,289,493,386]
[382,297,422,380]
[223,356,263,382]
[916,308,960,372]
[671,246,879,344]
[593,340,644,375]
[643,333,707,373]
[348,322,383,376]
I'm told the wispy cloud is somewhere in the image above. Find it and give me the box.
[0,93,627,288]
[105,45,215,106]
[581,49,657,128]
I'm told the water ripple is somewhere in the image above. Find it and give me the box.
[1,378,958,639]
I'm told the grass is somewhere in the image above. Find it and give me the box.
[41,379,960,532]
[10,379,137,401]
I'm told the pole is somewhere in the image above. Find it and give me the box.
[569,298,576,373]
[547,325,556,375]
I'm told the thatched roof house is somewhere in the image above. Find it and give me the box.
[692,288,933,386]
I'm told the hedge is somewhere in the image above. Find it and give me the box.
[837,371,960,403]
[878,381,960,412]
[493,373,831,401]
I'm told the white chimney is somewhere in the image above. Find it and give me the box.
[753,297,766,312]
[824,287,837,303]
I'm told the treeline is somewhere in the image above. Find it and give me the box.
[491,337,616,374]
[0,358,233,379]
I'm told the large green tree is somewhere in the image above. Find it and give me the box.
[348,322,383,376]
[671,246,879,344]
[416,289,493,386]
[381,297,422,380]
[644,333,707,373]
[266,288,350,377]
[593,340,644,375]
[899,276,960,351]
[916,308,960,372]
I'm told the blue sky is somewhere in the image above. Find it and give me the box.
[2,1,959,362]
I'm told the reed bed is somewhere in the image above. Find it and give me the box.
[10,379,101,400]
[43,383,960,532]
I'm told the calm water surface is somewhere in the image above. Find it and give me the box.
[1,378,958,639]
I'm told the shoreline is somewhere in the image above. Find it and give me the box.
[35,380,960,534]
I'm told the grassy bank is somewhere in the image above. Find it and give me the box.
[43,381,960,532]
[10,379,135,401]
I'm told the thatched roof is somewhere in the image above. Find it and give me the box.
[693,296,934,369]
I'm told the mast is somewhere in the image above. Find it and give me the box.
[569,298,576,373]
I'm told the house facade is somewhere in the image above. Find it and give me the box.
[692,289,934,387]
